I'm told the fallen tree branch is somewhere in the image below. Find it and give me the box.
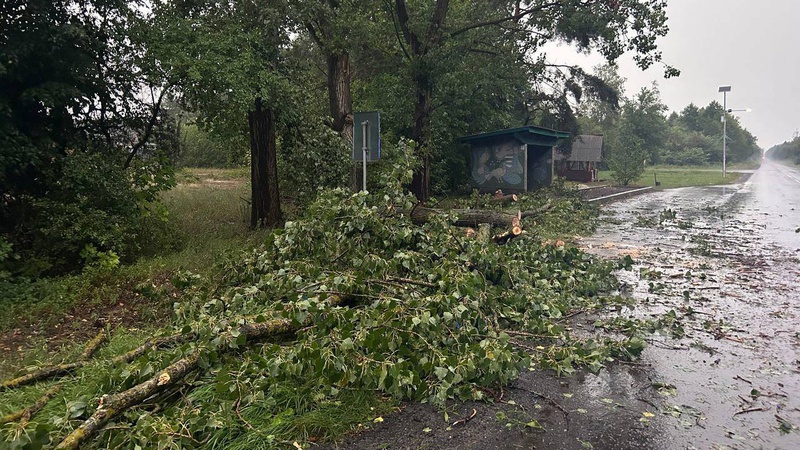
[80,329,108,361]
[451,408,478,426]
[1,362,85,392]
[109,334,189,366]
[0,384,62,425]
[734,407,765,416]
[56,297,343,449]
[56,352,202,450]
[0,333,187,392]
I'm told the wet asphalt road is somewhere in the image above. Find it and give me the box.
[577,160,800,449]
[747,161,800,250]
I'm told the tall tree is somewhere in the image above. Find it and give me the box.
[378,0,676,200]
[293,0,357,143]
[622,83,668,164]
[149,0,290,227]
[1,0,174,273]
[608,102,647,185]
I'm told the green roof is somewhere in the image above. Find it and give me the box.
[459,126,570,144]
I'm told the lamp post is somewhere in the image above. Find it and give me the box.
[719,85,731,177]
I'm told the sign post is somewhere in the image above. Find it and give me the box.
[353,111,380,191]
[362,120,368,191]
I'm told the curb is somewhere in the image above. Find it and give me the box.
[586,186,653,203]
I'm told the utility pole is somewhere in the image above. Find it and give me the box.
[718,85,731,178]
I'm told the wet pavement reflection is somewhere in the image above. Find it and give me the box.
[576,160,800,449]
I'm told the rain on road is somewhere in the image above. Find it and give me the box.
[577,159,800,449]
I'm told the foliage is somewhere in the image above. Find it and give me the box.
[767,136,800,163]
[607,98,649,186]
[0,0,176,274]
[0,155,645,449]
[176,124,234,168]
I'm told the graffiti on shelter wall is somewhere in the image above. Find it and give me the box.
[470,141,524,190]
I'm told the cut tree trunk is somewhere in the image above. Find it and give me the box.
[249,97,282,229]
[490,194,518,204]
[409,205,532,228]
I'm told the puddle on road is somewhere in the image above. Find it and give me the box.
[570,183,800,449]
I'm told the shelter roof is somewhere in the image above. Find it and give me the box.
[459,126,570,146]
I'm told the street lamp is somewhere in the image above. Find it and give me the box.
[719,86,731,177]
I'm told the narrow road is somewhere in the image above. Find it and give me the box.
[747,160,800,249]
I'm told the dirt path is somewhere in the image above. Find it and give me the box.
[324,167,800,449]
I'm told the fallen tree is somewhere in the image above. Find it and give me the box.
[1,176,626,450]
[1,332,187,392]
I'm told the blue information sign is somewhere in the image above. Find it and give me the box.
[353,111,381,161]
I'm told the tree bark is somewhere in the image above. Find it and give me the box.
[327,52,353,144]
[409,206,519,228]
[395,0,449,202]
[408,203,551,228]
[249,97,282,228]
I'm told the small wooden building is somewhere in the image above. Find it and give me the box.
[460,126,570,193]
[555,134,603,182]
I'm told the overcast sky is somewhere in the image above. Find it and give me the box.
[545,0,800,150]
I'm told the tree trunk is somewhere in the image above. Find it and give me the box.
[327,52,353,145]
[408,204,551,228]
[325,52,359,191]
[249,98,282,228]
[395,0,449,202]
[410,206,519,228]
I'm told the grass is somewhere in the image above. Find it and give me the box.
[0,168,271,358]
[596,164,756,189]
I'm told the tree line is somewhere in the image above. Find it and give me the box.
[766,136,800,163]
[577,65,761,185]
[2,0,679,274]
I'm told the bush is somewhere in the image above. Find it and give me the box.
[2,151,175,276]
[663,147,710,166]
[177,124,242,168]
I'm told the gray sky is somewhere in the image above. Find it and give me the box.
[546,0,800,150]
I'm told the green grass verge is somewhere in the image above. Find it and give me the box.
[597,165,753,189]
[0,167,270,340]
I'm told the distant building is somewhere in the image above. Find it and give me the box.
[555,134,603,182]
[459,126,570,192]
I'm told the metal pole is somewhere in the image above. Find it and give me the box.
[722,91,727,178]
[362,121,368,191]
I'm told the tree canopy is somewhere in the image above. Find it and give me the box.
[1,0,175,274]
